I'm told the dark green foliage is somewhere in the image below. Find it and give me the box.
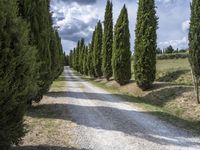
[157,53,189,60]
[69,50,73,67]
[80,39,85,74]
[102,0,113,80]
[112,5,131,85]
[22,0,63,99]
[75,41,80,71]
[0,0,37,148]
[50,30,60,79]
[189,0,200,77]
[189,0,200,103]
[54,31,64,77]
[156,48,162,54]
[93,21,103,77]
[88,31,96,77]
[64,54,69,66]
[134,0,158,90]
[165,45,174,54]
[83,46,89,75]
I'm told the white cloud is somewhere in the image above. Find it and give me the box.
[158,36,188,49]
[51,0,191,53]
[182,20,190,32]
[51,1,99,42]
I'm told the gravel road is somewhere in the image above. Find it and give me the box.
[64,67,200,150]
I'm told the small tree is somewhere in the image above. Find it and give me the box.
[165,45,174,54]
[134,0,158,90]
[112,5,131,85]
[102,0,113,80]
[189,0,200,104]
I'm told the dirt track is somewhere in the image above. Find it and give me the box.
[62,67,200,150]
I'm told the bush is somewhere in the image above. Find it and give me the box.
[157,53,189,60]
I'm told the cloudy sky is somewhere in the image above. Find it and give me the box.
[51,0,191,53]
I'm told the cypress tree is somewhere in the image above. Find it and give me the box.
[189,0,200,104]
[0,0,37,148]
[55,30,64,77]
[75,41,80,71]
[19,0,53,102]
[112,5,131,85]
[134,0,158,90]
[80,38,85,74]
[93,21,103,77]
[102,0,113,80]
[50,30,60,79]
[88,30,96,77]
[72,48,76,69]
[83,46,89,75]
[69,50,73,68]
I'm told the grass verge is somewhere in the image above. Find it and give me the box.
[12,75,75,150]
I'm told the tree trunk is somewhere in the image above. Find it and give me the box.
[191,69,200,104]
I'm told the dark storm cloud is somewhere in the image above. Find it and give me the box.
[58,17,98,42]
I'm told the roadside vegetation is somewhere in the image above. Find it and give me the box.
[11,76,74,150]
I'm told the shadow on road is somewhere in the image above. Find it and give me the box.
[27,102,200,148]
[11,145,88,150]
[46,85,193,107]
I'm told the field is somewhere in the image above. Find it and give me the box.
[156,58,192,85]
[80,58,200,133]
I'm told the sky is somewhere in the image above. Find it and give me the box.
[51,0,191,54]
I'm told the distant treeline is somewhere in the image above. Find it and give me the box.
[157,53,189,60]
[156,45,188,54]
[0,0,64,149]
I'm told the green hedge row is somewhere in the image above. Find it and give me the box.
[157,53,189,60]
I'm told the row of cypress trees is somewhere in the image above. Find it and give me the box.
[69,0,157,88]
[69,0,200,104]
[69,1,132,85]
[0,0,64,149]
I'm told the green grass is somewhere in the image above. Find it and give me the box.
[157,58,190,71]
[50,75,67,91]
[156,58,193,85]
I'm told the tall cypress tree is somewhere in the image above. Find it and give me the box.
[0,0,37,148]
[83,46,89,75]
[55,30,64,77]
[134,0,158,90]
[88,30,96,77]
[102,0,113,80]
[112,5,131,85]
[50,30,59,79]
[75,41,80,71]
[78,38,85,74]
[93,21,103,77]
[19,0,53,102]
[189,0,200,104]
[69,50,73,68]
